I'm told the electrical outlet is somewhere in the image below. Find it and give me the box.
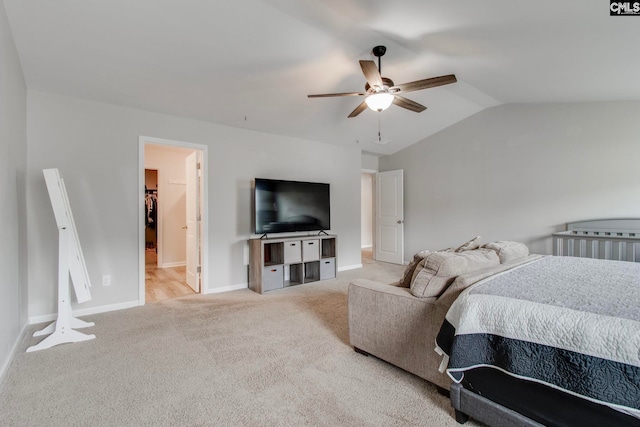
[102,275,111,286]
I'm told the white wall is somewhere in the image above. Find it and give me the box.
[0,0,28,377]
[380,102,640,260]
[144,144,195,267]
[26,91,362,319]
[361,152,379,171]
[360,173,373,248]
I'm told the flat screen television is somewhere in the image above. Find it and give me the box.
[254,178,330,234]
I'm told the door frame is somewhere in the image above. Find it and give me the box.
[138,136,209,305]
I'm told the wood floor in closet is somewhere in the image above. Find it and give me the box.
[145,249,195,303]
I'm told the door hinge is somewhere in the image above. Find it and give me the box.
[196,162,201,169]
[197,266,201,273]
[197,214,201,221]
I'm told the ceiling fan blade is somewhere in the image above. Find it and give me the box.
[348,101,368,118]
[359,60,383,89]
[308,92,365,98]
[394,74,457,93]
[393,95,427,113]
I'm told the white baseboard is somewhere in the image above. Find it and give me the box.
[338,264,363,272]
[204,283,248,294]
[161,261,186,268]
[0,322,28,384]
[29,300,140,326]
[361,245,372,249]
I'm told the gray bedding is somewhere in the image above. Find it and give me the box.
[436,256,640,419]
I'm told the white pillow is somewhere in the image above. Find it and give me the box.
[398,250,430,288]
[455,236,481,252]
[483,241,529,263]
[410,249,499,298]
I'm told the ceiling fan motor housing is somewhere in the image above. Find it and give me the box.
[372,45,387,57]
[365,77,395,93]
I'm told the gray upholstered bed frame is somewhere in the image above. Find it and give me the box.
[451,218,640,426]
[552,218,640,262]
[451,383,545,427]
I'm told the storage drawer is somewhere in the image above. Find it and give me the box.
[302,239,320,261]
[283,241,302,264]
[319,258,336,280]
[262,265,284,292]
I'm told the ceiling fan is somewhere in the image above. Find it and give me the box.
[308,46,457,118]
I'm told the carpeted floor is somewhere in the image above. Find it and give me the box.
[0,256,483,426]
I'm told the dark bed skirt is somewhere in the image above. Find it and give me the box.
[452,367,640,427]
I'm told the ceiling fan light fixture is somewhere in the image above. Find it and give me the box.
[365,92,394,112]
[308,46,456,118]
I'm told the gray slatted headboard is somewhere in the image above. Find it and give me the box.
[552,218,640,262]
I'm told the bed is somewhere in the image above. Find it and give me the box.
[436,219,640,427]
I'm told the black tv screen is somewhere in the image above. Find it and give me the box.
[254,178,330,234]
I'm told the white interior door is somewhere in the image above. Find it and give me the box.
[185,151,200,292]
[375,170,404,264]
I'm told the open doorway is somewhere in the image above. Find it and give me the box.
[139,136,208,305]
[361,172,374,263]
[144,168,161,288]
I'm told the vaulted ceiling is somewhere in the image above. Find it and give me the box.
[4,1,640,155]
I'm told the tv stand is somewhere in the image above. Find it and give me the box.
[248,234,337,294]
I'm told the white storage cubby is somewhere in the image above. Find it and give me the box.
[249,235,337,294]
[262,265,284,292]
[284,241,302,264]
[302,239,320,261]
[319,258,336,280]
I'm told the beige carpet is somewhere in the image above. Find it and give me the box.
[1,257,483,426]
